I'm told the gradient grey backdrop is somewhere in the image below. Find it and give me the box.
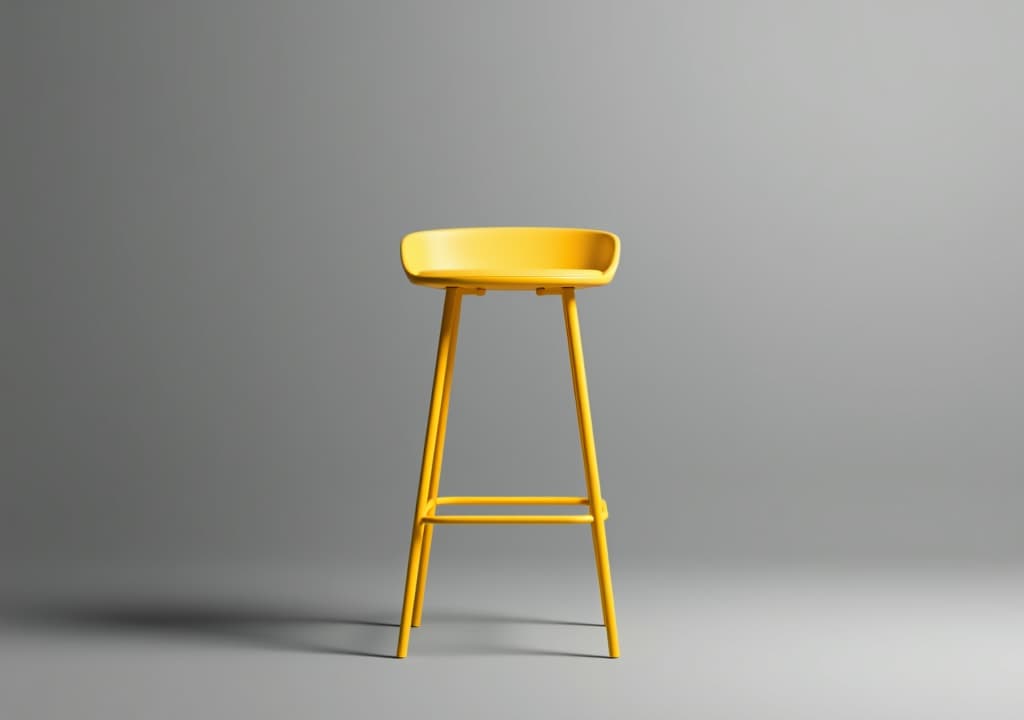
[5,0,1024,601]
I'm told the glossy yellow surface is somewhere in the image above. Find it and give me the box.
[396,228,621,659]
[401,226,619,290]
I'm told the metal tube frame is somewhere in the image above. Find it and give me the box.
[396,286,620,658]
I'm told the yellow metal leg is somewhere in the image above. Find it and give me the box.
[397,288,462,658]
[562,288,620,658]
[411,288,462,626]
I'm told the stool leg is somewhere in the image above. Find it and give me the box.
[562,288,620,658]
[412,288,462,626]
[397,288,462,658]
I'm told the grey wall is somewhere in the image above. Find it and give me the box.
[5,1,1024,596]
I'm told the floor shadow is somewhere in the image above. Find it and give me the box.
[2,602,607,659]
[3,602,398,658]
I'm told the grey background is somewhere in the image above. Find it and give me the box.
[6,3,1024,718]
[6,0,1024,590]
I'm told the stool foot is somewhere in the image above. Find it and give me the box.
[591,520,620,657]
[396,519,426,657]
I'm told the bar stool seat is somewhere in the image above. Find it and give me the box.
[401,226,618,290]
[395,226,621,659]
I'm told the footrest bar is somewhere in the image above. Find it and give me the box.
[424,514,596,524]
[436,496,590,506]
[422,496,609,523]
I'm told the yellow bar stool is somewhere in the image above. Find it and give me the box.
[395,226,621,659]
